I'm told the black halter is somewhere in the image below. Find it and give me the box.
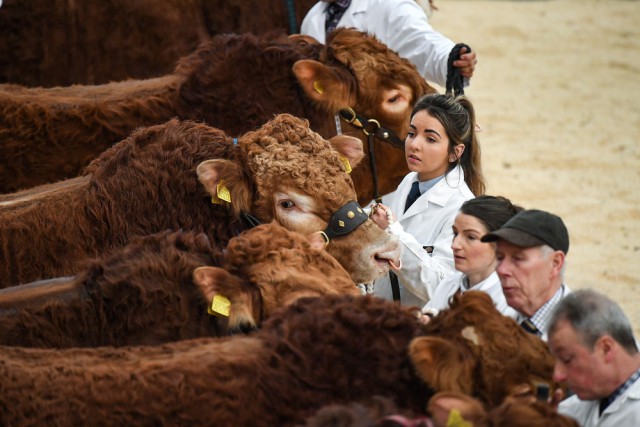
[241,200,368,247]
[337,107,405,203]
[338,108,404,149]
[316,200,369,246]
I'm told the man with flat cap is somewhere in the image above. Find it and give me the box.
[481,209,571,341]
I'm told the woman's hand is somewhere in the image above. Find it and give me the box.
[369,203,395,230]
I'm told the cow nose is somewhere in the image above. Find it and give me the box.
[373,236,401,268]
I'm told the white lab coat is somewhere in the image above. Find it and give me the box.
[300,0,455,87]
[373,166,474,308]
[559,376,640,427]
[423,271,518,318]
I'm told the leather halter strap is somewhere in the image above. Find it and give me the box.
[337,107,405,203]
[338,107,405,149]
[322,200,368,240]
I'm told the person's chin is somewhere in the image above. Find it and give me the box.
[503,292,521,309]
[572,388,594,401]
[454,260,466,271]
[406,165,418,174]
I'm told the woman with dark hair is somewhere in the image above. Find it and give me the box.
[422,195,523,316]
[370,93,485,307]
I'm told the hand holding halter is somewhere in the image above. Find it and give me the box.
[369,202,395,229]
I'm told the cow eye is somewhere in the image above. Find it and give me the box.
[279,200,295,209]
[388,95,400,103]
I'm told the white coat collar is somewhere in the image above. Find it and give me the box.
[401,165,466,219]
[604,374,640,415]
[348,0,367,14]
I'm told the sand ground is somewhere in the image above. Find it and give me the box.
[426,0,640,334]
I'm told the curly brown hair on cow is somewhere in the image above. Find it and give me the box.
[0,221,358,348]
[0,295,433,426]
[0,293,561,426]
[0,229,218,347]
[410,291,558,409]
[298,396,413,427]
[299,392,579,427]
[0,28,432,202]
[0,113,397,288]
[0,118,234,286]
[486,401,580,427]
[0,0,319,87]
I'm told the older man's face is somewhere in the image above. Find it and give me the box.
[549,319,611,400]
[495,241,560,316]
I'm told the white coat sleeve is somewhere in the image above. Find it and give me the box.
[377,0,455,87]
[387,213,457,302]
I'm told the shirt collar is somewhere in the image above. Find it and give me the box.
[601,367,640,414]
[416,175,443,195]
[411,166,466,208]
[519,284,566,336]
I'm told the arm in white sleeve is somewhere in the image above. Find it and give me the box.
[378,0,455,87]
[387,214,457,302]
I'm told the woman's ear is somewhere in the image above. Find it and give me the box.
[449,143,465,163]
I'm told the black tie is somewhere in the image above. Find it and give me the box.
[325,1,351,35]
[404,181,421,213]
[520,319,540,335]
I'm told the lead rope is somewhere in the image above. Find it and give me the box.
[445,43,471,97]
[368,133,382,204]
[284,0,298,34]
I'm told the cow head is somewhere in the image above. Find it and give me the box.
[197,114,400,285]
[192,221,359,332]
[293,28,436,202]
[409,291,558,408]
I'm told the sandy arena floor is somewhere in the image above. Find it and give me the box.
[426,0,640,334]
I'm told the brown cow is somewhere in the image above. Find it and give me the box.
[0,28,433,198]
[0,292,558,426]
[0,0,318,87]
[0,222,359,348]
[411,291,558,409]
[0,114,400,288]
[301,393,579,427]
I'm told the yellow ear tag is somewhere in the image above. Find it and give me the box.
[216,181,232,203]
[313,80,324,94]
[339,156,352,173]
[207,295,231,317]
[446,409,472,427]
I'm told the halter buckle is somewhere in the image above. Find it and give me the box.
[338,107,355,122]
[362,119,380,136]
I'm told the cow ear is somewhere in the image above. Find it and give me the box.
[288,34,321,47]
[292,59,356,111]
[328,134,364,169]
[192,266,258,332]
[196,159,252,216]
[409,336,476,395]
